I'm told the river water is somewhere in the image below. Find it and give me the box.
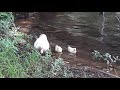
[35,12,120,56]
[16,12,120,76]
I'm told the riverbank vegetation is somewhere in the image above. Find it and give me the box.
[0,12,73,78]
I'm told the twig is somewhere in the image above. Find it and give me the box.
[90,67,120,78]
[115,15,120,25]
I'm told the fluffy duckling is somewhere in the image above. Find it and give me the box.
[68,45,77,54]
[34,34,50,54]
[55,45,62,53]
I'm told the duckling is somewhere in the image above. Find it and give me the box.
[34,34,50,54]
[55,45,62,53]
[68,45,77,54]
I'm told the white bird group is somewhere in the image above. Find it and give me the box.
[55,45,77,54]
[34,34,77,54]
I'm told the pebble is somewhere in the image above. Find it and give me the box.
[77,63,82,66]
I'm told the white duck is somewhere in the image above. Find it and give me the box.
[68,45,77,54]
[34,34,50,54]
[55,45,62,53]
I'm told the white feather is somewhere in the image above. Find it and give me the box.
[34,34,50,53]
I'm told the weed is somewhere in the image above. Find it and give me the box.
[91,50,120,65]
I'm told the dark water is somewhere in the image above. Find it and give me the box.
[16,12,120,76]
[35,12,120,56]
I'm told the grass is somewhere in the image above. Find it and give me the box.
[0,31,74,78]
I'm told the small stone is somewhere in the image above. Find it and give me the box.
[77,63,82,66]
[64,61,69,64]
[96,66,101,68]
[106,71,110,73]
